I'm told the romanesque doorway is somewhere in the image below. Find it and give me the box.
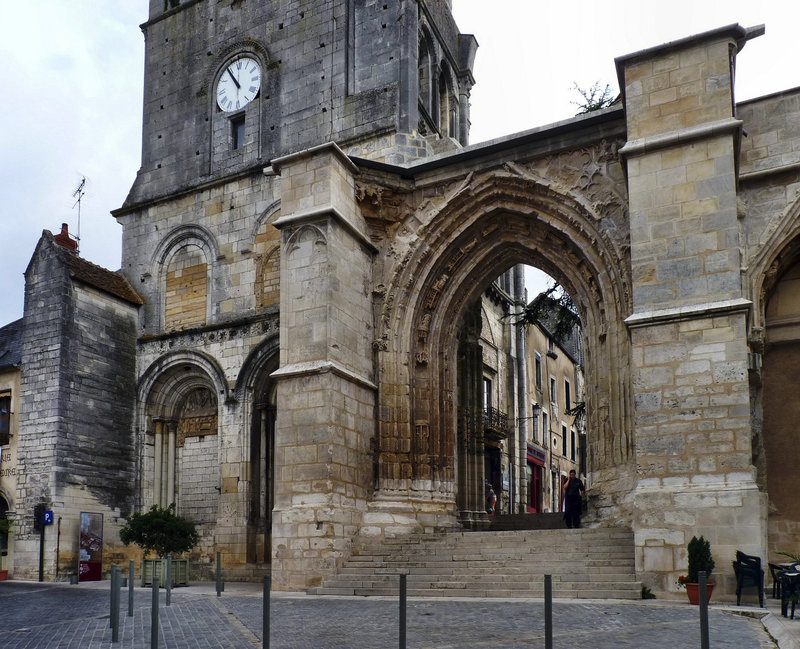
[140,361,221,524]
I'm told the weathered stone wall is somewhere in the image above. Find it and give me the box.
[270,144,376,590]
[13,237,139,579]
[619,26,768,596]
[739,89,800,177]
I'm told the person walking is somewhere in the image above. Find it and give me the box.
[563,470,585,529]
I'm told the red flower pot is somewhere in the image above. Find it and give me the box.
[685,582,715,605]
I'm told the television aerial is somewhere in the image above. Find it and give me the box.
[72,176,86,246]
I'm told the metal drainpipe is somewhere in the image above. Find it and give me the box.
[513,265,528,514]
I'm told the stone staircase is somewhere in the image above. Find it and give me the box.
[309,527,641,599]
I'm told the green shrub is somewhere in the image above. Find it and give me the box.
[119,504,199,558]
[687,535,715,583]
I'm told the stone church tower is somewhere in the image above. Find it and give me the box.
[112,0,478,585]
[5,1,797,599]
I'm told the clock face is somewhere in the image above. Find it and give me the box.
[216,57,261,112]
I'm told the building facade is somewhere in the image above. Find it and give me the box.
[525,315,584,515]
[2,1,800,598]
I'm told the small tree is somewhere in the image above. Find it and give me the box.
[513,283,581,345]
[686,535,715,583]
[119,504,199,558]
[571,81,615,114]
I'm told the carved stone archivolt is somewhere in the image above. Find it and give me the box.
[373,161,634,497]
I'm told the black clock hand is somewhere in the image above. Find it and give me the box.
[227,68,240,89]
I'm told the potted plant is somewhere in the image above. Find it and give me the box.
[119,504,199,587]
[677,535,715,604]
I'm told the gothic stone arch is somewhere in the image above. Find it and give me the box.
[745,192,800,559]
[372,169,635,527]
[235,335,280,564]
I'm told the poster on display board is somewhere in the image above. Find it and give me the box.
[79,512,103,581]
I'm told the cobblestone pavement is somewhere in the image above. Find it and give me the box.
[0,581,778,648]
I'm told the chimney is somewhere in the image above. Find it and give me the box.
[54,223,79,253]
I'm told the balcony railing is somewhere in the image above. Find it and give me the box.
[483,407,510,440]
[457,407,511,443]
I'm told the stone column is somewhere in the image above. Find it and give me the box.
[270,143,377,591]
[167,421,176,507]
[617,24,767,594]
[259,408,268,525]
[153,420,163,507]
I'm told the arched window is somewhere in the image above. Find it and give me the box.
[438,62,458,139]
[418,37,432,116]
[151,226,217,332]
[164,244,208,330]
[417,28,437,135]
[253,214,281,311]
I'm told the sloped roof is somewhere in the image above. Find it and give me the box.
[62,251,145,306]
[32,229,145,307]
[0,318,23,371]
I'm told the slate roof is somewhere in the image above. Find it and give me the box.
[62,251,145,306]
[36,229,144,307]
[0,318,23,371]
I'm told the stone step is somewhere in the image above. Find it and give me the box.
[312,527,640,599]
[346,550,635,562]
[337,564,633,577]
[310,585,641,599]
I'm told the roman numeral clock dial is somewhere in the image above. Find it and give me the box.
[216,57,261,112]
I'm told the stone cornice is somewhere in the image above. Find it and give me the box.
[270,141,359,176]
[619,118,743,160]
[739,161,800,184]
[625,298,752,329]
[272,206,378,254]
[271,359,377,392]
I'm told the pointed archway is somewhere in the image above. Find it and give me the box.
[235,335,280,565]
[373,172,633,525]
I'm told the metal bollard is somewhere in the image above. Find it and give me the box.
[165,557,172,607]
[109,565,115,629]
[263,575,271,649]
[544,574,553,649]
[111,565,120,642]
[151,574,159,649]
[216,551,223,597]
[699,571,709,649]
[128,560,135,617]
[399,573,407,649]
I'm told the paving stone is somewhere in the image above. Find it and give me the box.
[0,581,778,649]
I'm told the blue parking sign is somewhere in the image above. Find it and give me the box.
[43,510,54,525]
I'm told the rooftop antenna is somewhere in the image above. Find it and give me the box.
[71,176,86,247]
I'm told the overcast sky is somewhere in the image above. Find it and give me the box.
[1,1,798,326]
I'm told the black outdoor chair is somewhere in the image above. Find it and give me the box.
[733,551,764,607]
[780,571,800,619]
[769,562,785,599]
